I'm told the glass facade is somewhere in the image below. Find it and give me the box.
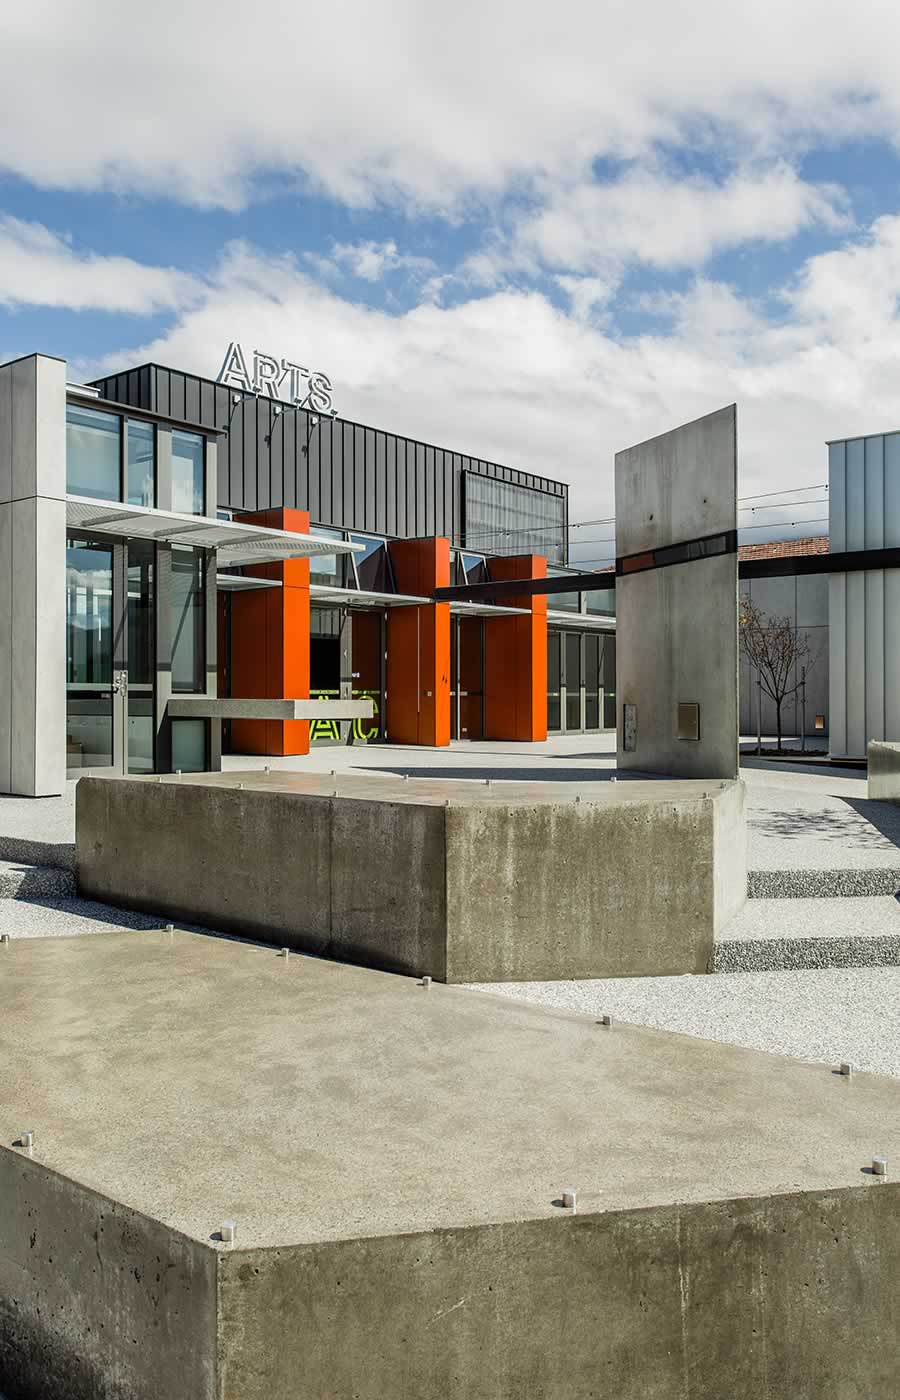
[548,629,615,733]
[463,472,566,563]
[172,430,205,515]
[66,405,121,501]
[171,547,205,692]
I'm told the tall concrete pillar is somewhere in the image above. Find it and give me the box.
[615,405,739,780]
[483,554,548,741]
[0,354,66,796]
[386,538,451,746]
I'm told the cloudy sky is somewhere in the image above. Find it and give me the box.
[2,1,899,562]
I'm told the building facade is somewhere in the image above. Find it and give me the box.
[0,352,615,798]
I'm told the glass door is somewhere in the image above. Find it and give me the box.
[547,631,561,732]
[67,536,156,775]
[564,632,582,732]
[66,538,120,774]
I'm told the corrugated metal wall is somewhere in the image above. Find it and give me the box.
[92,364,568,556]
[828,433,900,757]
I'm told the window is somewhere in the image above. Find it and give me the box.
[548,567,581,613]
[66,405,121,501]
[171,719,207,772]
[127,420,156,507]
[172,431,205,515]
[310,527,346,588]
[349,535,393,593]
[171,547,205,692]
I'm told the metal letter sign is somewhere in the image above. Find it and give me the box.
[217,341,336,416]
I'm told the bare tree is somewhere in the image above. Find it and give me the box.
[739,599,820,752]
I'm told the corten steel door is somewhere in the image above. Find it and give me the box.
[66,537,156,775]
[350,609,384,742]
[451,616,484,740]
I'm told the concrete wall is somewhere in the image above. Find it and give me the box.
[76,774,746,982]
[616,406,738,779]
[829,433,900,758]
[0,354,66,795]
[217,1185,900,1400]
[738,574,829,738]
[0,1147,217,1400]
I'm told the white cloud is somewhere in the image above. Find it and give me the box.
[515,163,850,274]
[1,2,900,212]
[0,215,202,313]
[308,239,436,283]
[75,213,900,552]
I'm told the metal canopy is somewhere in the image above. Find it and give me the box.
[66,496,362,568]
[216,573,282,592]
[547,609,615,630]
[310,584,428,609]
[449,600,530,618]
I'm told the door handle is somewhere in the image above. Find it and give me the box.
[112,670,128,696]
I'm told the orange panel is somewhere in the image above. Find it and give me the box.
[386,538,451,746]
[228,508,311,756]
[483,555,548,742]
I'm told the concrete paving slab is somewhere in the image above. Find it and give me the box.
[1,931,898,1248]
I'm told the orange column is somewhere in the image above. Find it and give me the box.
[386,538,451,746]
[483,555,548,742]
[228,507,311,756]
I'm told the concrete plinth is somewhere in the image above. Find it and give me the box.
[1,932,899,1400]
[867,740,900,799]
[75,770,747,981]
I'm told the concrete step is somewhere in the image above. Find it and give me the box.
[713,895,900,972]
[0,861,76,900]
[748,867,900,899]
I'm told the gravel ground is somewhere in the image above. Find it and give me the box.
[466,967,900,1077]
[0,897,177,938]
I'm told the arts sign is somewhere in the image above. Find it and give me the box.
[217,341,336,416]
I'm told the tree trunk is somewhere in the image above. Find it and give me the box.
[776,699,783,753]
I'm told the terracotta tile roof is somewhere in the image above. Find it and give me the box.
[738,535,829,562]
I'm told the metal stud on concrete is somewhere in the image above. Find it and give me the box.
[1,933,10,946]
[561,1187,577,1210]
[839,1063,853,1077]
[19,1130,34,1152]
[598,1014,613,1027]
[420,975,432,988]
[279,948,290,959]
[220,1220,237,1243]
[873,1156,888,1177]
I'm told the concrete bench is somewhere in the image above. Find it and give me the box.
[76,771,747,981]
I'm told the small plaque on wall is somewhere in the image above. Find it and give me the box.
[623,703,637,752]
[677,702,700,741]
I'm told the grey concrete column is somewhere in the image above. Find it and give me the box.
[0,354,66,796]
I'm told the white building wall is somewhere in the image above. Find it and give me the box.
[0,354,66,795]
[828,432,900,758]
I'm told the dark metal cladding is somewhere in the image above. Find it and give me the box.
[90,363,568,558]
